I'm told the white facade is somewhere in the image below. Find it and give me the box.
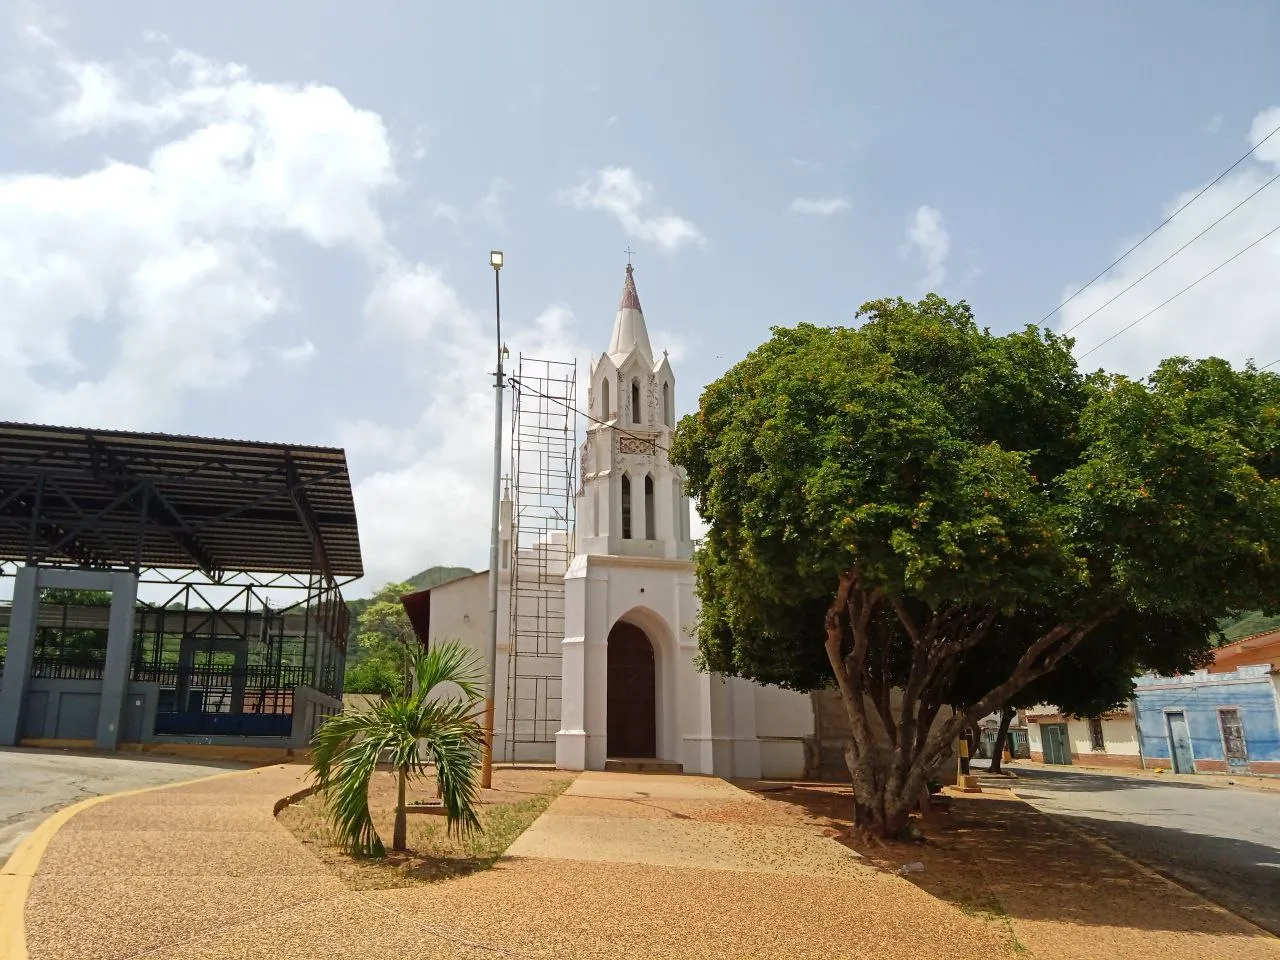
[557,265,810,779]
[423,265,813,778]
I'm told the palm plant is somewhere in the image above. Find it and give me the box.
[310,640,486,856]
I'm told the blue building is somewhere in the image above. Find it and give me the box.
[1133,664,1280,776]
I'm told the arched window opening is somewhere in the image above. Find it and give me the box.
[662,382,672,427]
[631,379,641,423]
[601,379,611,420]
[621,474,632,539]
[592,486,600,537]
[644,475,655,539]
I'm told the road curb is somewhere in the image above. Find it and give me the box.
[0,762,295,960]
[1004,782,1278,940]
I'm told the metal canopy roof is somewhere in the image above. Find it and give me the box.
[0,421,363,579]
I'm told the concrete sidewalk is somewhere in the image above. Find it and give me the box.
[17,764,1017,960]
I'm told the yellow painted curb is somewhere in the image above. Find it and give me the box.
[0,762,296,960]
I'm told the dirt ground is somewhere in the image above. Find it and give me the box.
[277,766,572,887]
[730,778,1280,960]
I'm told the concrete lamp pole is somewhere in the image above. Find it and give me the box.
[482,249,505,790]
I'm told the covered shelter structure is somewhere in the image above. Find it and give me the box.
[0,421,362,754]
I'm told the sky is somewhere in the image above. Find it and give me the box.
[1,1,1279,597]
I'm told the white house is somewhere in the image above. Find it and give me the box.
[419,265,815,778]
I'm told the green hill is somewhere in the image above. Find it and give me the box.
[345,565,476,623]
[1216,610,1280,643]
[404,565,476,592]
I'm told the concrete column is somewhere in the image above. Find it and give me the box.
[556,555,590,770]
[175,635,196,712]
[96,571,138,750]
[729,676,763,778]
[0,566,41,746]
[581,567,610,770]
[231,642,248,715]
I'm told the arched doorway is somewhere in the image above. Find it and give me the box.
[606,621,657,758]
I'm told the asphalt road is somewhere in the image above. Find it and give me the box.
[1001,764,1280,935]
[0,748,242,862]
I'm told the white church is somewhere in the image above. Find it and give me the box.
[419,265,825,779]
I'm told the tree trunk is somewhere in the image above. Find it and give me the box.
[393,764,408,852]
[988,705,1016,775]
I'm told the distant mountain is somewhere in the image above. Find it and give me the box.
[404,565,476,592]
[1217,611,1280,644]
[345,565,476,623]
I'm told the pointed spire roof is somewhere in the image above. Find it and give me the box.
[608,263,653,364]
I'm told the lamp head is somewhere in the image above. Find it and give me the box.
[490,250,504,270]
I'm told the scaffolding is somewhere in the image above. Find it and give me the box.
[504,355,577,759]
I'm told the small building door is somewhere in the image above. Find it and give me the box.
[1042,723,1072,765]
[606,622,657,758]
[1166,711,1195,774]
[1218,708,1248,774]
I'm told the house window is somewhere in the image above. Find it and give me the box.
[662,381,672,427]
[621,475,632,539]
[1088,717,1105,752]
[631,379,641,423]
[644,474,655,539]
[601,379,611,420]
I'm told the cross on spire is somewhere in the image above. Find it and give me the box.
[624,246,636,266]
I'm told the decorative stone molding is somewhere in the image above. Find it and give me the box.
[619,435,658,456]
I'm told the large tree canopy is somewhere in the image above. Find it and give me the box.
[671,295,1280,838]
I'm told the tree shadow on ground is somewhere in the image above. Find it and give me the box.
[738,780,1278,940]
[996,765,1221,792]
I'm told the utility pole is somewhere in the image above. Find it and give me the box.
[482,250,505,790]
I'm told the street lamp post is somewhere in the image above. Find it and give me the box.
[482,250,505,790]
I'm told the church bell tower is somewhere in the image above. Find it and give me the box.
[575,264,693,560]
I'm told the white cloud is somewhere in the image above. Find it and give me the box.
[478,175,511,226]
[0,25,587,596]
[650,327,690,364]
[427,177,510,228]
[0,26,395,428]
[430,201,460,224]
[606,114,620,128]
[1057,105,1280,377]
[789,196,849,216]
[906,205,951,290]
[351,302,590,590]
[559,167,704,252]
[788,157,825,172]
[334,419,418,464]
[277,339,317,363]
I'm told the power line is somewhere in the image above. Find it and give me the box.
[506,374,672,455]
[1063,170,1280,335]
[1259,358,1279,371]
[1042,118,1280,326]
[1076,220,1280,361]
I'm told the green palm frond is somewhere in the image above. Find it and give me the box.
[412,640,485,702]
[308,639,488,856]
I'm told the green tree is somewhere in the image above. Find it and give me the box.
[671,295,1280,839]
[310,640,486,856]
[344,581,418,696]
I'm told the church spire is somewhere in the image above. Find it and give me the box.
[608,263,654,363]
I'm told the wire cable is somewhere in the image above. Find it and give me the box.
[506,374,672,455]
[1042,119,1280,325]
[1063,170,1280,335]
[1076,221,1280,361]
